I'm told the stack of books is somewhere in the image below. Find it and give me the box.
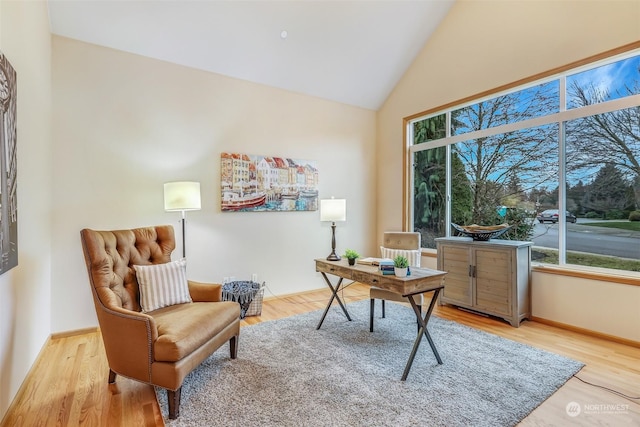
[378,260,395,275]
[357,257,391,266]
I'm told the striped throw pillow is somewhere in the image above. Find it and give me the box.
[134,258,192,312]
[380,247,421,268]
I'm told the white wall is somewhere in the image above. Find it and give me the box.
[0,0,52,419]
[377,0,640,342]
[532,272,640,340]
[51,36,377,332]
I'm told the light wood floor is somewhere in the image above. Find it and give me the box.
[2,283,639,426]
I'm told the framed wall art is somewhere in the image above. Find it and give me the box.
[220,153,318,212]
[0,51,18,274]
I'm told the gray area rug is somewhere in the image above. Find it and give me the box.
[157,300,583,426]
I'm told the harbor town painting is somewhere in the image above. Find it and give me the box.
[220,153,319,212]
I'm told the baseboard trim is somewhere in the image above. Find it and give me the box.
[530,316,640,349]
[51,326,100,340]
[262,286,328,302]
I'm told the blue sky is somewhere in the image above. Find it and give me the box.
[567,55,640,106]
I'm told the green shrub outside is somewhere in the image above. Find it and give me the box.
[605,209,628,220]
[501,207,535,241]
[629,211,640,221]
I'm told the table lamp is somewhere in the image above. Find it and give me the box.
[320,198,346,261]
[164,181,201,258]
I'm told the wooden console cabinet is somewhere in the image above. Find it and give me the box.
[436,237,532,327]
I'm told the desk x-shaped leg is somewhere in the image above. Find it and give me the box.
[401,288,443,381]
[316,272,352,330]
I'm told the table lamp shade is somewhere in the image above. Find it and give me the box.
[164,181,201,211]
[320,198,346,261]
[320,199,346,222]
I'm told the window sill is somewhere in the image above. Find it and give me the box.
[532,263,640,287]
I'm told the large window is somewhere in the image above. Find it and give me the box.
[409,49,640,274]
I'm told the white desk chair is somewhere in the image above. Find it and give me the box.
[369,232,422,332]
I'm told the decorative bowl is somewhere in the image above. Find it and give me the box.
[451,223,511,241]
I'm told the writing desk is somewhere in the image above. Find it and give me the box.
[315,258,447,380]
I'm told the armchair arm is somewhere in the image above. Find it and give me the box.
[95,304,158,382]
[188,280,222,302]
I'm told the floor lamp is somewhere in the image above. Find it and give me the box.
[164,181,201,258]
[320,198,346,261]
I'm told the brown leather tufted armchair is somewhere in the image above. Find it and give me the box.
[80,225,240,419]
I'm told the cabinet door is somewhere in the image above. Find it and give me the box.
[474,248,511,315]
[440,244,472,305]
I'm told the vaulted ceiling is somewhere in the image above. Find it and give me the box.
[47,0,455,110]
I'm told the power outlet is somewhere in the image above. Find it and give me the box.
[251,273,258,282]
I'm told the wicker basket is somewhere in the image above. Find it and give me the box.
[244,284,264,317]
[451,223,511,241]
[221,281,264,318]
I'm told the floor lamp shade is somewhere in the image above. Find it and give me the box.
[320,198,346,261]
[164,181,201,258]
[164,181,202,211]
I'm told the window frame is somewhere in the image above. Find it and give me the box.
[403,42,640,284]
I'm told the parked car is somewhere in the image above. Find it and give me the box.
[537,209,577,223]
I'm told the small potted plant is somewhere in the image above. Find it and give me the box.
[393,255,409,277]
[344,249,360,266]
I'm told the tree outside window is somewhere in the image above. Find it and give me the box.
[409,51,640,273]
